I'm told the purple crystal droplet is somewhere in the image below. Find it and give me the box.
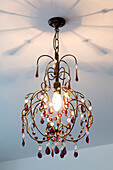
[55,146,59,154]
[71,116,75,123]
[22,139,25,147]
[62,147,67,155]
[78,135,81,138]
[45,146,50,155]
[38,151,42,158]
[64,109,67,116]
[32,131,36,135]
[88,111,92,118]
[40,117,44,124]
[43,137,45,141]
[81,105,85,113]
[75,68,79,82]
[60,150,64,158]
[35,65,39,78]
[49,107,53,114]
[51,150,54,157]
[50,127,55,135]
[47,122,51,128]
[24,104,28,111]
[67,123,71,129]
[35,136,38,139]
[86,135,90,143]
[74,151,78,158]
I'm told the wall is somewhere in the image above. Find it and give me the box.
[0,144,113,170]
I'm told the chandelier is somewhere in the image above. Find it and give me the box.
[21,17,93,159]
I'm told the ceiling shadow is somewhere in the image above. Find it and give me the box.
[70,0,81,10]
[0,0,113,60]
[79,62,96,73]
[71,31,111,55]
[3,32,43,56]
[0,9,37,19]
[107,66,113,76]
[0,1,113,33]
[1,0,112,33]
[17,0,82,32]
[25,67,36,79]
[24,0,39,10]
[0,26,37,32]
[0,72,18,86]
[65,0,81,15]
[80,24,113,29]
[4,44,26,56]
[71,8,113,20]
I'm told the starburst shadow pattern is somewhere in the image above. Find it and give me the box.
[3,32,43,56]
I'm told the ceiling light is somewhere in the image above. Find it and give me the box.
[21,17,93,159]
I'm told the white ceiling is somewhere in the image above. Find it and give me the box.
[0,0,113,162]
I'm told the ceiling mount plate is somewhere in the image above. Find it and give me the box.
[48,17,66,29]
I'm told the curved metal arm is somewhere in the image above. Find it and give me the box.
[36,55,54,65]
[59,59,71,76]
[60,54,78,65]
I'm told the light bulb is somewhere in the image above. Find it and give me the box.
[52,92,62,112]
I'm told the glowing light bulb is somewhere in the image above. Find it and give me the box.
[52,92,62,112]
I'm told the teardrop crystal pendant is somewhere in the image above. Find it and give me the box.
[49,107,53,114]
[75,65,79,81]
[55,146,59,154]
[45,146,50,155]
[40,117,44,124]
[67,123,71,129]
[86,135,90,143]
[51,149,54,157]
[24,104,28,111]
[50,127,55,135]
[81,105,85,113]
[74,151,78,158]
[88,111,92,118]
[62,147,67,155]
[22,139,25,147]
[60,150,64,158]
[38,151,42,158]
[35,65,39,78]
[71,116,75,123]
